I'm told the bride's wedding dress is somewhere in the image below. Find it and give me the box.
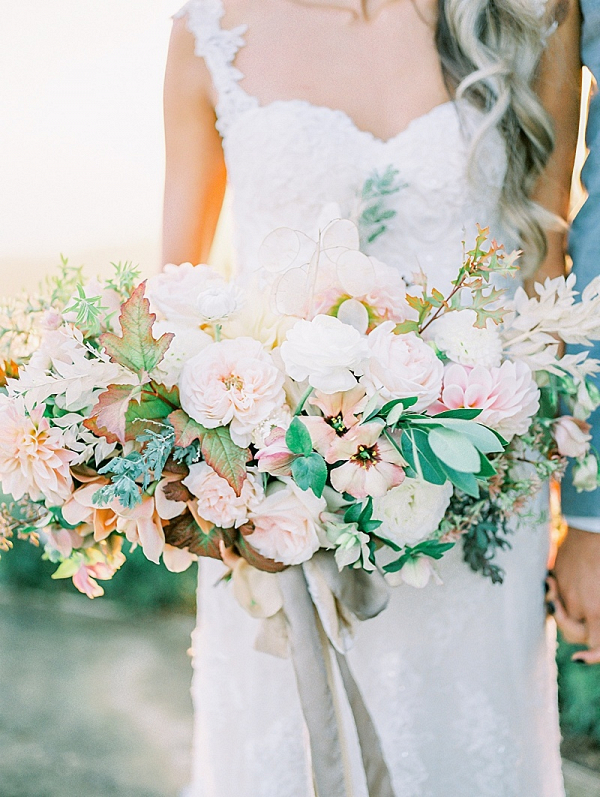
[176,1,565,794]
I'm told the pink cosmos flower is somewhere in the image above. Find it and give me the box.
[302,386,367,459]
[433,361,540,441]
[328,423,405,499]
[0,396,74,505]
[256,427,296,477]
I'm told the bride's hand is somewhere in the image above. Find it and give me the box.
[548,527,600,664]
[219,540,242,570]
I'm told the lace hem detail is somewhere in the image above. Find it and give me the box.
[175,0,258,136]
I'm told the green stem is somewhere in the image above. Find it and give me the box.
[294,386,315,416]
[214,323,222,342]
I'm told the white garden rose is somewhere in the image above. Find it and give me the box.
[179,337,286,447]
[374,478,453,547]
[360,322,444,411]
[281,315,368,393]
[553,416,592,459]
[150,321,212,389]
[146,263,226,323]
[247,480,325,565]
[426,309,503,368]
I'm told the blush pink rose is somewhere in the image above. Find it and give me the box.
[179,338,286,448]
[183,462,264,530]
[360,323,444,412]
[246,481,325,565]
[255,427,296,477]
[434,361,540,441]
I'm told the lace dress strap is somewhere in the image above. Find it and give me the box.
[174,0,258,136]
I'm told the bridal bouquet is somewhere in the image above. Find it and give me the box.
[1,220,600,598]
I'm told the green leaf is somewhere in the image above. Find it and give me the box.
[428,427,481,473]
[306,453,327,498]
[476,452,497,479]
[286,417,313,456]
[430,408,482,420]
[344,503,363,524]
[434,419,504,454]
[394,320,420,334]
[200,426,251,497]
[439,463,480,498]
[292,457,311,491]
[358,496,374,525]
[399,429,447,485]
[100,281,174,376]
[168,409,206,448]
[124,382,179,441]
[84,384,139,444]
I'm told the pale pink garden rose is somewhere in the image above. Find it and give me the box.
[247,480,325,566]
[256,427,296,477]
[146,262,225,323]
[553,416,592,459]
[0,396,74,505]
[183,463,264,529]
[302,386,367,459]
[328,423,405,499]
[280,315,368,394]
[434,361,540,442]
[179,337,286,447]
[360,323,444,412]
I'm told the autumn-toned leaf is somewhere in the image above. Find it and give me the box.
[124,381,179,441]
[471,286,507,328]
[162,480,193,503]
[168,409,206,448]
[237,525,287,573]
[84,384,139,443]
[199,426,251,497]
[163,512,235,558]
[100,281,174,376]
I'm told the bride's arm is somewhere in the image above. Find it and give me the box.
[162,18,227,266]
[525,0,581,292]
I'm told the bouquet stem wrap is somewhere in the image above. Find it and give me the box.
[277,552,395,797]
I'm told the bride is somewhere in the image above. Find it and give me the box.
[162,0,581,794]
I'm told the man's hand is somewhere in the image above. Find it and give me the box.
[549,526,600,663]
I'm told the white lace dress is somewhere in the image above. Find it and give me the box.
[176,2,565,795]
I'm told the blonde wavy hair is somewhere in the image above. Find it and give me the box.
[436,0,556,275]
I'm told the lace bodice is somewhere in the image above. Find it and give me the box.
[175,0,514,292]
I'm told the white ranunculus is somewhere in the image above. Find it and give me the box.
[426,309,503,368]
[150,320,212,389]
[360,322,444,411]
[374,478,453,547]
[179,337,286,447]
[146,263,226,323]
[197,284,239,323]
[553,416,592,459]
[280,315,368,394]
[573,455,600,493]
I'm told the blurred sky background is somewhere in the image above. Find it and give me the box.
[1,0,183,295]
